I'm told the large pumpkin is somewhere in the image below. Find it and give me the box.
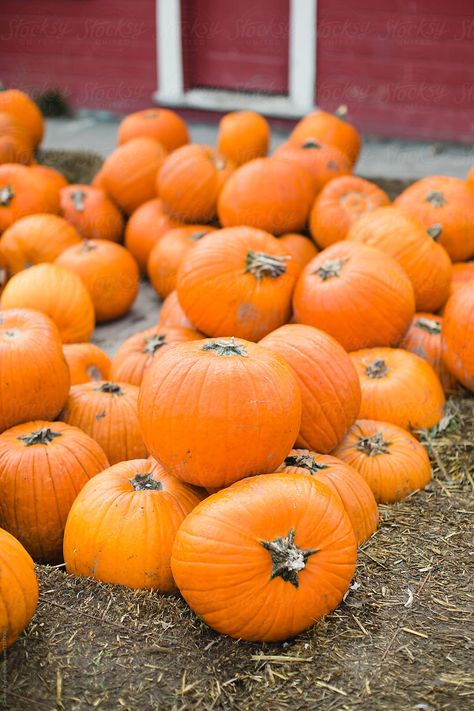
[399,313,457,392]
[293,242,415,351]
[0,527,38,652]
[448,262,474,299]
[289,106,361,165]
[60,184,124,242]
[273,139,351,197]
[350,347,445,430]
[0,308,70,432]
[118,108,189,151]
[63,343,111,385]
[0,112,34,165]
[124,198,183,272]
[0,164,60,233]
[64,458,204,591]
[333,419,432,503]
[171,472,357,642]
[177,227,299,341]
[218,157,314,234]
[0,421,109,563]
[0,89,44,148]
[278,233,318,268]
[158,290,195,330]
[138,337,302,488]
[442,283,474,390]
[260,324,361,452]
[0,263,95,342]
[217,110,270,165]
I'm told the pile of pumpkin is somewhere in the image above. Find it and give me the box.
[1,89,474,650]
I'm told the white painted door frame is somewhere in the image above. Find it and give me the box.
[154,0,317,117]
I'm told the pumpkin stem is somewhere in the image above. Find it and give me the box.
[415,317,441,335]
[18,427,62,446]
[86,364,103,380]
[260,528,318,588]
[190,230,208,242]
[315,257,348,280]
[245,250,290,279]
[356,431,391,457]
[365,359,389,379]
[130,473,163,491]
[80,240,96,253]
[302,139,322,150]
[0,184,14,206]
[96,382,124,395]
[202,337,249,357]
[143,111,160,119]
[426,224,442,241]
[70,189,86,212]
[335,105,348,120]
[284,453,329,474]
[2,328,19,339]
[143,333,167,356]
[425,191,446,208]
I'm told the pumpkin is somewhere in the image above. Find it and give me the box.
[216,111,270,165]
[64,458,204,591]
[147,225,216,299]
[309,175,390,249]
[158,290,195,330]
[118,108,189,151]
[0,308,70,432]
[289,106,361,165]
[157,144,234,222]
[0,263,95,342]
[293,242,415,351]
[0,89,44,148]
[278,233,319,268]
[124,198,183,272]
[91,167,106,190]
[177,227,299,341]
[0,527,38,651]
[60,184,124,242]
[100,137,167,214]
[260,324,361,452]
[29,164,68,194]
[0,163,60,234]
[110,325,201,386]
[442,284,474,390]
[0,247,8,294]
[447,262,474,300]
[56,239,139,322]
[274,139,351,196]
[277,449,378,544]
[62,380,147,464]
[138,337,302,488]
[63,343,111,385]
[333,419,432,503]
[217,157,314,234]
[171,472,357,642]
[350,347,445,430]
[394,176,474,262]
[0,421,109,563]
[0,213,81,274]
[399,313,457,392]
[0,112,34,165]
[347,207,452,313]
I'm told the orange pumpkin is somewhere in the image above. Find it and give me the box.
[56,239,139,322]
[171,472,357,642]
[442,283,474,390]
[289,106,361,165]
[0,163,60,234]
[293,242,415,351]
[0,308,70,432]
[0,89,44,148]
[0,263,95,343]
[274,139,351,197]
[399,313,457,392]
[118,108,189,151]
[138,337,302,488]
[277,449,378,544]
[449,262,474,298]
[309,175,390,249]
[158,289,195,330]
[0,421,109,562]
[278,233,319,268]
[350,347,445,430]
[124,198,183,272]
[158,144,234,222]
[60,184,124,242]
[218,157,314,234]
[63,343,111,385]
[0,247,8,294]
[0,112,34,165]
[217,110,270,165]
[29,164,68,194]
[177,227,299,341]
[260,324,361,452]
[333,419,432,503]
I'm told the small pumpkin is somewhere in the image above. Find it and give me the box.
[124,198,183,272]
[447,262,474,300]
[29,164,68,194]
[399,313,457,392]
[274,139,351,197]
[333,419,432,503]
[278,233,319,268]
[442,283,474,390]
[0,112,34,165]
[63,343,111,385]
[158,290,195,330]
[0,163,60,234]
[289,106,361,165]
[217,111,270,165]
[0,89,44,148]
[118,108,189,151]
[60,184,124,242]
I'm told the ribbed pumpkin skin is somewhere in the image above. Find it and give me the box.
[138,338,302,488]
[347,207,452,312]
[278,233,318,268]
[293,242,415,352]
[0,528,38,651]
[273,140,351,197]
[217,158,314,234]
[63,343,111,385]
[217,111,270,165]
[0,308,70,432]
[171,472,357,642]
[277,449,379,544]
[158,290,195,330]
[333,419,432,503]
[62,381,147,464]
[350,347,445,431]
[394,176,474,262]
[442,284,474,390]
[0,214,81,274]
[0,164,60,234]
[110,325,202,386]
[177,227,300,341]
[64,458,204,592]
[56,239,139,322]
[399,313,457,392]
[0,421,109,563]
[60,185,124,242]
[309,176,390,249]
[0,263,95,343]
[118,108,189,151]
[125,198,183,272]
[0,90,44,147]
[260,324,361,452]
[289,109,361,165]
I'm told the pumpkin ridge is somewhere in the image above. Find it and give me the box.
[260,528,318,588]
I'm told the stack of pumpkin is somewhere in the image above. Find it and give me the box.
[1,90,474,649]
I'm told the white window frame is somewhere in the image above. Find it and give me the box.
[154,0,317,117]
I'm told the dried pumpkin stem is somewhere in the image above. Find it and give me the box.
[96,382,124,395]
[316,257,348,280]
[426,224,443,241]
[130,473,163,491]
[260,528,318,588]
[143,334,167,356]
[190,230,208,242]
[18,427,62,446]
[70,189,86,212]
[302,139,322,150]
[86,365,103,380]
[365,359,389,379]
[335,105,348,120]
[0,184,14,206]
[415,317,441,335]
[425,191,446,207]
[285,454,329,474]
[245,250,290,279]
[80,240,96,253]
[356,432,391,457]
[202,337,248,357]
